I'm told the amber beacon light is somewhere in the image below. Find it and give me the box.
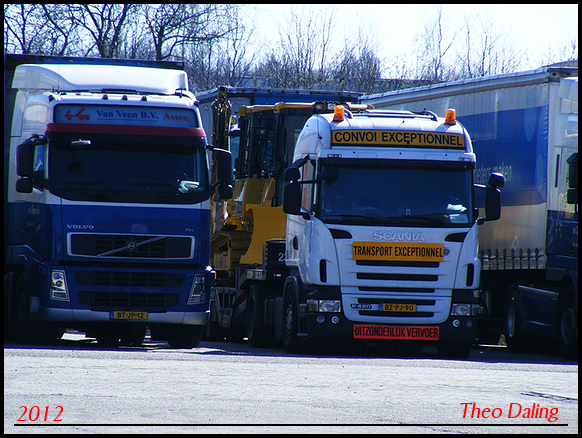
[333,105,345,122]
[445,108,456,125]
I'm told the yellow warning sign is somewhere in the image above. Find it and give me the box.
[331,130,465,148]
[352,242,444,262]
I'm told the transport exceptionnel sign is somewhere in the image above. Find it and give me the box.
[331,129,465,149]
[53,105,198,128]
[352,242,445,262]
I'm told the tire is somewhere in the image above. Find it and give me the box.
[96,327,120,347]
[119,324,147,346]
[504,283,530,353]
[167,325,204,349]
[437,342,472,359]
[13,273,34,344]
[281,286,302,353]
[247,285,273,348]
[10,273,64,345]
[557,287,578,360]
[204,320,226,342]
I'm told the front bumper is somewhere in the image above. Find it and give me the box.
[32,306,210,325]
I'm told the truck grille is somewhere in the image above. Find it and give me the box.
[75,271,184,288]
[79,292,180,309]
[69,233,194,259]
[332,235,456,324]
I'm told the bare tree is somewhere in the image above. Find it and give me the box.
[261,5,338,89]
[219,7,256,87]
[4,4,50,54]
[413,5,461,83]
[66,4,138,58]
[538,37,579,68]
[331,45,382,94]
[39,4,82,56]
[185,5,255,90]
[137,4,238,62]
[459,10,523,77]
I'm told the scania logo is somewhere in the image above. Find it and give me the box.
[126,241,137,251]
[372,231,425,242]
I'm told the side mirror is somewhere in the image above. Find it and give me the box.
[567,153,578,204]
[16,141,35,178]
[484,186,501,222]
[214,148,233,186]
[213,148,233,199]
[284,167,301,182]
[217,184,233,200]
[16,136,46,193]
[477,173,504,224]
[283,182,301,215]
[488,172,505,188]
[16,178,33,193]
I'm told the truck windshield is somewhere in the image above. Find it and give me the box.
[47,132,209,204]
[317,161,474,227]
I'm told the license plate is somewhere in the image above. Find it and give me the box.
[110,311,148,320]
[353,324,439,340]
[382,303,416,312]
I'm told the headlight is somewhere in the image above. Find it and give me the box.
[50,270,69,301]
[451,303,471,316]
[188,274,206,303]
[307,299,341,312]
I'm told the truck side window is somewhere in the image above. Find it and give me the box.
[301,160,316,211]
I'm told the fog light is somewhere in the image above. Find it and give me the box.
[466,320,473,328]
[452,319,461,327]
[451,303,471,316]
[316,315,325,324]
[331,316,340,324]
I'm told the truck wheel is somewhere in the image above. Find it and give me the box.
[11,273,64,344]
[167,325,204,349]
[247,285,273,348]
[557,287,578,360]
[504,283,530,353]
[13,273,34,344]
[282,287,302,353]
[204,320,226,342]
[437,342,472,359]
[96,327,120,347]
[119,324,147,346]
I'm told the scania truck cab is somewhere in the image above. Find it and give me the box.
[282,107,503,358]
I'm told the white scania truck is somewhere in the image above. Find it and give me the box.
[278,105,504,358]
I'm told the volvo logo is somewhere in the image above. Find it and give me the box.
[67,224,95,230]
[126,241,137,251]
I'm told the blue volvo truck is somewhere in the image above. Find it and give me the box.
[4,54,232,348]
